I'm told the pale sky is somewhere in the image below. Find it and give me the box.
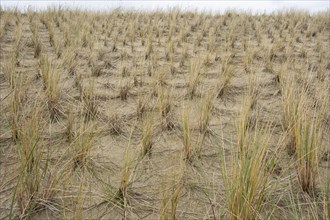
[1,1,329,14]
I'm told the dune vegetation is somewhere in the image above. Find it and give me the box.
[0,7,329,219]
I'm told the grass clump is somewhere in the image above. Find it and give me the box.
[3,53,17,88]
[12,106,56,219]
[72,120,95,170]
[181,106,194,162]
[293,93,327,194]
[8,78,25,143]
[187,58,202,99]
[159,166,184,220]
[281,79,300,155]
[226,123,276,220]
[118,78,131,101]
[108,113,124,135]
[198,91,213,135]
[39,55,62,121]
[158,86,174,130]
[140,116,154,158]
[81,80,98,121]
[216,63,233,98]
[294,109,322,194]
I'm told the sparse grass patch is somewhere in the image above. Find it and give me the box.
[1,8,329,220]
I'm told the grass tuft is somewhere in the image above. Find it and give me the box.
[140,116,154,158]
[187,58,202,99]
[181,106,194,162]
[226,122,275,220]
[72,119,95,170]
[81,80,98,121]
